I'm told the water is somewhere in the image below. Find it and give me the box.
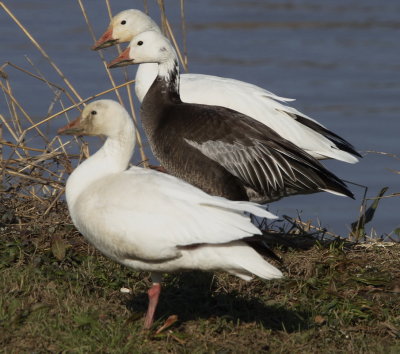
[1,0,399,237]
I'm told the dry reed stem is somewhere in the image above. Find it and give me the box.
[0,143,43,153]
[103,0,149,167]
[26,189,45,203]
[0,132,28,177]
[155,0,189,72]
[0,81,49,143]
[3,62,77,106]
[104,0,113,21]
[0,2,82,104]
[0,113,25,157]
[17,152,64,174]
[365,150,400,160]
[77,0,124,106]
[0,124,2,160]
[143,0,149,14]
[43,188,65,216]
[165,19,188,72]
[1,140,71,154]
[23,55,68,122]
[285,215,341,239]
[157,0,168,34]
[3,167,63,189]
[366,193,400,200]
[0,68,7,79]
[4,78,22,137]
[24,79,136,132]
[4,160,59,182]
[0,82,49,160]
[180,0,188,69]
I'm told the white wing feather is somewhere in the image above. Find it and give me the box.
[135,63,358,163]
[73,167,277,263]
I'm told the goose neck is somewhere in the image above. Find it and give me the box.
[135,63,159,102]
[66,123,135,209]
[157,58,180,100]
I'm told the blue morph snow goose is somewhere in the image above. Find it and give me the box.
[58,99,282,329]
[108,31,354,203]
[94,9,360,163]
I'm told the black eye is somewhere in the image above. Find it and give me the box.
[137,40,143,46]
[121,20,126,25]
[91,110,97,115]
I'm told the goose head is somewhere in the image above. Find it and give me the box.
[58,100,131,139]
[107,31,175,69]
[92,9,161,50]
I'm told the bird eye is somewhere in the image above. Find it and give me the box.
[121,20,126,25]
[91,110,97,115]
[137,41,143,46]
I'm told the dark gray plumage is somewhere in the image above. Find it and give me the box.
[140,67,354,203]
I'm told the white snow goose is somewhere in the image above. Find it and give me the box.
[93,9,361,163]
[58,99,282,329]
[108,31,354,203]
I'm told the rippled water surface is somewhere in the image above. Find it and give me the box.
[1,0,399,237]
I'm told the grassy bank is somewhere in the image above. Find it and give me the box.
[1,198,399,353]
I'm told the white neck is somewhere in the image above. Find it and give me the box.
[65,119,135,209]
[135,63,159,102]
[135,51,180,102]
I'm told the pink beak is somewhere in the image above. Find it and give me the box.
[58,115,83,135]
[92,26,116,50]
[107,47,133,69]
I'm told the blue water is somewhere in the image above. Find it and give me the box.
[1,0,399,238]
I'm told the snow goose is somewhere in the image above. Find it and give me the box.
[58,99,282,329]
[108,31,354,203]
[93,9,361,163]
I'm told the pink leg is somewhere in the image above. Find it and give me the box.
[144,283,161,329]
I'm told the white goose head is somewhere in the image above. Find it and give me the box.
[92,9,161,50]
[108,31,177,68]
[108,31,179,94]
[58,99,133,140]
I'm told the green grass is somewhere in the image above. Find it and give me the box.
[1,199,399,353]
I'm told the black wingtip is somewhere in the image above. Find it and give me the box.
[243,236,283,263]
[324,176,355,199]
[294,114,361,158]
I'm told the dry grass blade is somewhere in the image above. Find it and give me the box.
[0,124,3,163]
[77,0,124,106]
[156,0,189,72]
[2,167,63,189]
[3,62,77,106]
[157,0,168,34]
[351,187,389,241]
[365,150,400,160]
[4,77,22,137]
[0,81,49,142]
[180,0,188,69]
[25,79,136,132]
[143,0,149,14]
[0,2,82,103]
[165,19,188,72]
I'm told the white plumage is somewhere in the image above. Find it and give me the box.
[59,99,282,328]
